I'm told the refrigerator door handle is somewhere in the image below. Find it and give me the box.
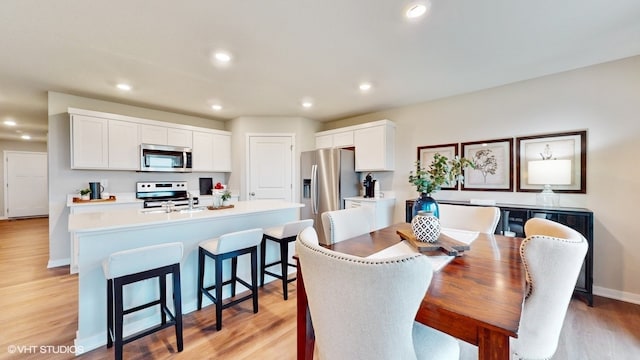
[311,164,318,214]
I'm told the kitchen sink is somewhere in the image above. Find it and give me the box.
[177,207,206,214]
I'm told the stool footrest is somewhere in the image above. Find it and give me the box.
[123,299,162,316]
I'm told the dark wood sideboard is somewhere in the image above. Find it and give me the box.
[405,199,594,306]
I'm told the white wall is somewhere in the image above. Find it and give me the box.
[226,116,320,201]
[0,140,47,218]
[47,92,228,267]
[324,55,640,303]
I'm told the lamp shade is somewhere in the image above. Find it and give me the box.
[528,160,572,185]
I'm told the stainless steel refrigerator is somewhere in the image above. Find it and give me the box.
[300,148,359,245]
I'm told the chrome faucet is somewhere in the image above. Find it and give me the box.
[187,192,194,210]
[161,200,175,213]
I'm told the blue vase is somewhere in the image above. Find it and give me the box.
[413,193,439,218]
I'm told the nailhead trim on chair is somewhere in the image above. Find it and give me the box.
[299,237,424,265]
[519,235,585,299]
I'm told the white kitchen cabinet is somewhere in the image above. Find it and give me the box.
[167,128,192,148]
[108,119,139,170]
[212,133,232,172]
[344,196,396,231]
[315,130,354,149]
[192,131,214,171]
[353,122,395,171]
[71,114,109,169]
[192,131,232,172]
[315,134,332,149]
[139,124,167,145]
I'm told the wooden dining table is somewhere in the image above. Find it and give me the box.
[296,222,526,360]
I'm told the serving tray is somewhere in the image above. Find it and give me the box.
[397,228,470,256]
[72,195,117,203]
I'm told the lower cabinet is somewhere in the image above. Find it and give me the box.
[345,197,395,231]
[405,199,594,306]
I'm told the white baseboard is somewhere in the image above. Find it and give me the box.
[593,286,640,305]
[47,258,70,268]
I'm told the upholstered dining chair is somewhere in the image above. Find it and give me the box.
[296,226,460,360]
[511,217,588,360]
[438,204,500,233]
[321,206,372,245]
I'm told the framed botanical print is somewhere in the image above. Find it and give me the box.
[516,131,587,193]
[461,138,513,191]
[417,143,459,189]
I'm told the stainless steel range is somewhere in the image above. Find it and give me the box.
[136,181,199,208]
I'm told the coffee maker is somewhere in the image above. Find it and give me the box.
[363,173,376,198]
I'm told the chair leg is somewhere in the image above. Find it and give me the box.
[280,239,289,300]
[172,264,184,352]
[197,248,205,310]
[114,278,124,360]
[251,248,259,313]
[215,255,224,331]
[231,257,238,297]
[106,279,113,348]
[260,236,267,287]
[159,274,167,325]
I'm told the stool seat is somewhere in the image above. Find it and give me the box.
[103,242,184,360]
[260,219,313,300]
[198,228,263,331]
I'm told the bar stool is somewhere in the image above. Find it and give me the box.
[260,219,314,300]
[198,228,263,331]
[103,242,184,360]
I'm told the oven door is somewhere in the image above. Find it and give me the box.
[140,144,192,172]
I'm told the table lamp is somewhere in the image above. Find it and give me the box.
[527,159,572,207]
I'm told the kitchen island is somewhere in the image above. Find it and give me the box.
[68,200,303,355]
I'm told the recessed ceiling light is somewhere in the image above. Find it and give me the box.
[405,2,431,19]
[116,83,132,91]
[21,134,31,140]
[211,104,223,111]
[302,101,313,109]
[359,82,373,92]
[214,51,232,63]
[3,120,16,126]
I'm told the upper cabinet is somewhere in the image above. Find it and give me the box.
[315,120,395,171]
[192,131,232,172]
[315,130,354,149]
[140,125,192,148]
[69,108,230,172]
[70,114,109,169]
[108,119,139,170]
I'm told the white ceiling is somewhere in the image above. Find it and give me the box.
[1,0,640,142]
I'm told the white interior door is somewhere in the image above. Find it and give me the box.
[247,135,294,201]
[5,151,48,218]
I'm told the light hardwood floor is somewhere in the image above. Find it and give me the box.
[0,218,638,359]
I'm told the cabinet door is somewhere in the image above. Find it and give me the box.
[139,124,167,145]
[354,125,394,171]
[212,133,232,172]
[108,120,139,170]
[71,115,108,169]
[168,128,193,148]
[333,131,354,148]
[192,131,214,172]
[315,134,332,149]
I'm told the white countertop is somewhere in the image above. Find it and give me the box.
[344,196,396,202]
[68,200,304,233]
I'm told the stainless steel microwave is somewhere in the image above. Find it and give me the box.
[140,143,192,172]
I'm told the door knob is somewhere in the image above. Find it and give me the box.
[250,192,256,196]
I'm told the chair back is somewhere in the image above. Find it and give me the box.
[296,227,433,360]
[280,219,314,238]
[103,242,183,279]
[438,204,500,233]
[511,217,588,359]
[320,207,372,245]
[215,228,263,254]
